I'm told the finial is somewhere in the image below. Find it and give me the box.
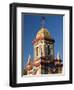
[27,54,32,64]
[41,16,45,28]
[57,52,60,60]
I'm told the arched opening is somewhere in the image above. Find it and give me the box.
[36,47,38,56]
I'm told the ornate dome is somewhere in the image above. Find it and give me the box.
[36,27,51,39]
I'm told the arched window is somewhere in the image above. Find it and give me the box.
[48,45,50,55]
[36,47,38,56]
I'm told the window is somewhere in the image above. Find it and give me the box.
[48,45,50,55]
[36,47,38,56]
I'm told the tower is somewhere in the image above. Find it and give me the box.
[32,17,55,74]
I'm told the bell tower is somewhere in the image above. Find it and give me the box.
[32,17,55,74]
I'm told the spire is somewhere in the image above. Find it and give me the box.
[57,52,61,60]
[27,54,32,64]
[41,16,45,28]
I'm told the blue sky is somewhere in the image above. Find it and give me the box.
[22,14,63,67]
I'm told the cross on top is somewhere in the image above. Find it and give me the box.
[41,16,45,28]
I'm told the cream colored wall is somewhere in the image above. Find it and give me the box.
[34,40,54,61]
[34,40,45,60]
